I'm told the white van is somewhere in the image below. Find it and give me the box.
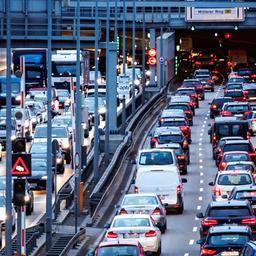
[134,169,187,214]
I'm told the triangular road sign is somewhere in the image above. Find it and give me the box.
[12,154,31,176]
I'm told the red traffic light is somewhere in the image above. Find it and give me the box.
[148,56,157,65]
[148,48,157,57]
[224,32,231,39]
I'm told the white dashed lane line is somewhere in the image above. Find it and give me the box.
[189,240,194,245]
[197,205,201,210]
[200,172,204,176]
[192,227,197,232]
[199,166,203,169]
[200,180,204,184]
[200,188,204,192]
[199,196,203,201]
[184,253,189,256]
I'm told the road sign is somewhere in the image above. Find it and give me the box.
[12,153,31,177]
[159,57,165,64]
[117,75,131,100]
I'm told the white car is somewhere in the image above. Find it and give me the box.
[135,148,178,176]
[209,170,255,201]
[0,195,16,231]
[105,214,161,255]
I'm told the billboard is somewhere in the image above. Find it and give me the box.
[186,7,244,22]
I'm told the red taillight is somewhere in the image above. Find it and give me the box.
[195,61,201,65]
[221,111,232,116]
[159,117,165,123]
[180,126,189,132]
[217,148,221,153]
[241,218,256,225]
[184,110,192,115]
[119,208,128,215]
[211,104,217,109]
[252,74,256,78]
[197,86,203,90]
[188,102,194,107]
[201,248,217,255]
[209,61,214,65]
[247,132,251,140]
[145,230,157,237]
[177,155,186,161]
[244,111,251,116]
[151,137,158,147]
[202,218,218,227]
[106,231,118,238]
[213,186,221,196]
[134,186,139,193]
[152,208,161,216]
[177,185,182,194]
[243,90,249,95]
[252,120,256,124]
[183,140,188,149]
[191,93,198,98]
[220,162,227,170]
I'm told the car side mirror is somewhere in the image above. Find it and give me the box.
[130,159,136,164]
[209,181,214,186]
[196,212,204,218]
[208,102,211,105]
[87,251,94,256]
[181,178,187,183]
[114,204,120,209]
[163,203,169,208]
[196,239,203,245]
[221,195,228,199]
[104,223,110,229]
[148,133,153,137]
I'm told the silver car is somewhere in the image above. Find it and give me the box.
[118,193,167,233]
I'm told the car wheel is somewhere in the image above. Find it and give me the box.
[66,154,71,164]
[177,203,184,214]
[193,110,195,116]
[155,245,161,256]
[187,154,190,165]
[182,167,187,175]
[210,114,214,119]
[160,222,167,234]
[26,205,32,216]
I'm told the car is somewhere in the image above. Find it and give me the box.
[197,200,256,241]
[248,111,256,135]
[135,148,178,176]
[209,170,255,201]
[193,69,211,78]
[217,151,252,171]
[225,185,256,213]
[238,68,254,83]
[27,157,54,191]
[221,102,252,119]
[197,75,215,92]
[224,82,243,91]
[212,136,244,160]
[117,193,167,233]
[223,89,247,102]
[241,240,256,255]
[0,118,17,150]
[56,89,71,109]
[134,168,187,213]
[209,97,233,119]
[83,96,106,122]
[0,195,16,231]
[94,240,145,256]
[180,79,205,100]
[168,95,195,115]
[198,225,252,256]
[33,124,72,164]
[155,143,188,174]
[158,117,191,142]
[228,76,245,84]
[216,140,256,165]
[29,142,65,174]
[105,214,161,255]
[208,117,250,147]
[174,87,199,108]
[159,109,187,123]
[166,102,194,124]
[25,100,47,123]
[224,161,256,174]
[243,83,256,102]
[52,115,73,136]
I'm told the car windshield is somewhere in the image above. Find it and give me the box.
[158,135,183,144]
[223,154,249,162]
[52,118,72,127]
[226,105,249,112]
[226,164,253,171]
[212,98,232,106]
[160,121,186,127]
[139,151,173,165]
[217,174,252,186]
[225,91,244,97]
[0,81,20,93]
[35,127,68,138]
[208,207,250,217]
[176,89,195,94]
[113,218,150,228]
[226,85,243,90]
[224,144,251,152]
[98,245,139,256]
[123,196,158,206]
[235,191,256,200]
[57,90,69,97]
[167,105,189,111]
[29,143,47,153]
[216,124,248,137]
[0,196,5,207]
[32,160,47,170]
[208,234,249,246]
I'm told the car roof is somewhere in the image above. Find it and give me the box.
[99,240,141,247]
[219,136,244,141]
[113,214,151,219]
[222,151,250,156]
[209,200,250,207]
[243,84,256,89]
[155,143,180,149]
[209,225,251,234]
[162,117,186,122]
[138,148,175,154]
[224,140,250,145]
[223,102,250,106]
[214,116,238,122]
[154,127,181,136]
[217,170,251,175]
[123,193,158,198]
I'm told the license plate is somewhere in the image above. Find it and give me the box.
[124,233,139,239]
[252,205,256,209]
[221,251,239,256]
[133,210,149,214]
[234,114,243,117]
[223,223,238,226]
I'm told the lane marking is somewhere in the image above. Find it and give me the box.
[189,240,194,245]
[184,253,189,256]
[199,159,203,163]
[200,133,203,136]
[197,205,201,210]
[199,138,202,141]
[195,217,199,220]
[199,153,202,156]
[199,143,202,146]
[199,196,203,201]
[199,166,203,169]
[200,172,204,176]
[199,148,202,151]
[193,227,197,232]
[202,124,205,128]
[200,179,204,184]
[200,188,204,192]
[203,120,207,124]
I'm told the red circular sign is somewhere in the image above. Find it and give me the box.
[148,48,156,57]
[148,56,157,65]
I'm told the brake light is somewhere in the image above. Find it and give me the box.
[213,186,221,196]
[183,140,188,149]
[145,230,157,237]
[188,102,194,107]
[134,186,139,193]
[191,93,198,98]
[247,132,251,140]
[177,185,182,194]
[151,137,158,147]
[184,110,192,115]
[180,126,189,132]
[152,208,162,216]
[244,111,251,116]
[221,111,232,116]
[209,61,214,65]
[119,208,128,215]
[106,231,118,238]
[159,117,165,123]
[241,218,256,225]
[217,148,221,153]
[212,134,217,146]
[197,86,203,90]
[211,104,217,109]
[252,74,256,78]
[201,248,217,255]
[220,161,227,169]
[252,120,256,124]
[243,90,249,96]
[202,218,218,227]
[195,61,201,65]
[177,155,186,161]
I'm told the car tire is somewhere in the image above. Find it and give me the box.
[12,223,16,232]
[193,110,195,116]
[182,167,187,175]
[177,203,184,214]
[26,205,32,216]
[155,245,161,256]
[187,154,190,165]
[160,223,167,234]
[58,166,65,174]
[210,114,214,119]
[66,154,71,164]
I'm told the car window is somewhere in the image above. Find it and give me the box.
[217,174,252,186]
[0,196,5,207]
[226,105,249,112]
[158,135,182,144]
[224,144,250,152]
[30,143,47,153]
[208,207,250,217]
[123,196,158,206]
[113,218,150,228]
[167,105,189,111]
[139,151,174,165]
[160,121,186,127]
[98,245,139,256]
[208,234,249,246]
[224,153,249,162]
[226,164,253,171]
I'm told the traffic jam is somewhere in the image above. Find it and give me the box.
[94,67,256,256]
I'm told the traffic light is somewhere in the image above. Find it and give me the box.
[12,137,26,153]
[13,179,26,206]
[147,48,157,66]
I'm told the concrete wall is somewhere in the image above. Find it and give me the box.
[157,32,175,87]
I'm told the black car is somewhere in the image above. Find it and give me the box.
[197,200,256,241]
[198,225,252,256]
[209,97,233,118]
[181,79,205,100]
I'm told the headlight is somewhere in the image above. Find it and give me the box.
[98,107,106,114]
[146,70,151,76]
[24,195,30,202]
[24,120,30,127]
[31,117,37,124]
[56,157,62,164]
[11,135,16,141]
[42,176,47,180]
[61,143,70,149]
[134,79,140,86]
[15,95,21,102]
[65,98,71,105]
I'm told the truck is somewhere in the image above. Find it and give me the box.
[52,50,85,91]
[12,48,47,91]
[227,49,247,69]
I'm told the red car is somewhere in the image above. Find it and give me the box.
[94,240,145,256]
